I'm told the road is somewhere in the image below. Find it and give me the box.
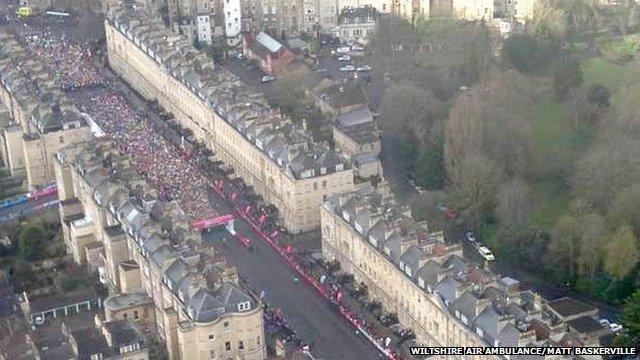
[205,228,382,360]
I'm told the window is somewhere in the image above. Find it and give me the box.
[256,336,261,346]
[210,350,215,358]
[208,334,215,341]
[238,340,244,350]
[123,313,128,320]
[224,321,229,328]
[59,136,64,144]
[134,310,139,319]
[225,341,231,351]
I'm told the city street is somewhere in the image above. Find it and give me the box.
[205,227,382,360]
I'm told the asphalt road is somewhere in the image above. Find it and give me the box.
[204,224,382,360]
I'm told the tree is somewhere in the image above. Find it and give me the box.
[380,84,445,144]
[549,214,581,278]
[449,154,504,227]
[577,213,605,280]
[603,224,639,279]
[17,223,48,261]
[617,289,640,346]
[609,184,640,237]
[414,138,445,190]
[566,87,594,132]
[587,83,611,109]
[411,191,448,222]
[554,57,583,99]
[502,34,549,72]
[496,178,532,228]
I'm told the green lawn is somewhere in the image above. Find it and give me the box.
[526,57,628,228]
[582,57,628,93]
[529,94,576,228]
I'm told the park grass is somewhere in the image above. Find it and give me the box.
[582,57,628,93]
[526,56,628,229]
[529,94,575,228]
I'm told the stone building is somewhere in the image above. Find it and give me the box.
[105,5,356,234]
[0,31,91,190]
[321,186,615,355]
[338,5,380,44]
[54,140,266,360]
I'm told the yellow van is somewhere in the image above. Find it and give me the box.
[15,7,32,18]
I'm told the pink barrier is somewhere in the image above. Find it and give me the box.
[210,183,401,360]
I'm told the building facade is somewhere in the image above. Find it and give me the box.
[55,140,266,360]
[105,5,356,234]
[321,186,613,355]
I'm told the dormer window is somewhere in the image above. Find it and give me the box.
[418,277,425,288]
[342,211,350,222]
[320,167,327,175]
[336,163,344,171]
[237,301,251,312]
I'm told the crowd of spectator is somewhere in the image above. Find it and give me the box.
[17,28,107,90]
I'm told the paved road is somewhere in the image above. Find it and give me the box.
[204,225,382,360]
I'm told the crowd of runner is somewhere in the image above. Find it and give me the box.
[72,91,216,220]
[16,28,107,90]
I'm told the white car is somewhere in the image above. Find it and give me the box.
[598,318,610,327]
[261,75,276,83]
[478,246,495,261]
[465,232,477,242]
[609,323,623,332]
[339,65,356,72]
[357,65,372,72]
[234,53,245,60]
[336,46,350,54]
[338,55,351,62]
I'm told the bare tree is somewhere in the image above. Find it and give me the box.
[603,224,639,279]
[496,178,532,228]
[577,212,606,280]
[449,154,504,227]
[549,214,581,278]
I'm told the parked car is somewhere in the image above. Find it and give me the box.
[478,246,495,261]
[336,46,350,54]
[234,53,245,60]
[609,323,623,332]
[465,232,477,242]
[261,75,276,83]
[357,65,372,72]
[339,65,356,72]
[338,55,351,62]
[598,318,610,327]
[315,68,328,73]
